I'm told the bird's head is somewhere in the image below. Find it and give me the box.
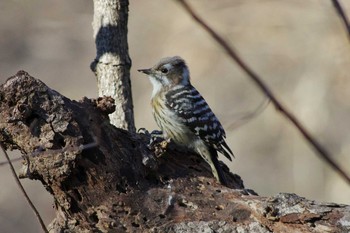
[138,56,190,95]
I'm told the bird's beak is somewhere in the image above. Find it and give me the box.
[137,68,152,75]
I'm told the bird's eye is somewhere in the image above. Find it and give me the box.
[160,67,168,74]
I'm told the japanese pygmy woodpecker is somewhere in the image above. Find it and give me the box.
[138,56,233,185]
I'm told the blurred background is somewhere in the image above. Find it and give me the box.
[1,0,350,232]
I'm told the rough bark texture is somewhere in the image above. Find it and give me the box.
[1,72,350,233]
[91,0,135,132]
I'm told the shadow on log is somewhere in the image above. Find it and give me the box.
[0,71,349,232]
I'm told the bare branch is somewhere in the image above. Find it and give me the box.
[176,0,350,185]
[226,98,270,131]
[0,156,22,167]
[332,0,350,40]
[0,143,48,233]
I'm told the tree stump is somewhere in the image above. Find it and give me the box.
[0,71,349,232]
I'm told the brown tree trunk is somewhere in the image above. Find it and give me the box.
[0,72,349,233]
[91,0,135,132]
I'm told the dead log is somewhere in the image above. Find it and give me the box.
[0,71,349,232]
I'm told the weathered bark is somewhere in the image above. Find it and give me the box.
[91,0,135,132]
[0,72,349,233]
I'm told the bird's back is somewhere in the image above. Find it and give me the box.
[164,84,233,160]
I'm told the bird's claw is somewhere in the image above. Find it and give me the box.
[138,128,169,157]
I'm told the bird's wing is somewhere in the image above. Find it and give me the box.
[165,85,233,160]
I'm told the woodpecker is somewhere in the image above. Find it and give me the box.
[138,56,233,185]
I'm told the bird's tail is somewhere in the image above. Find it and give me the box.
[196,145,228,186]
[208,147,229,186]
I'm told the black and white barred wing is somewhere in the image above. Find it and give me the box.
[165,85,233,160]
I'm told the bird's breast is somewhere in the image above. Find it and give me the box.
[151,95,194,146]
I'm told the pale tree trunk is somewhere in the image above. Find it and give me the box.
[91,0,135,132]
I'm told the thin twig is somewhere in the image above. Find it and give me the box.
[0,157,22,167]
[0,141,98,167]
[226,98,270,131]
[332,0,350,40]
[176,0,350,185]
[0,143,48,233]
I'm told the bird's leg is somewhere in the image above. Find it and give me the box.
[138,128,171,157]
[149,130,165,146]
[138,128,163,145]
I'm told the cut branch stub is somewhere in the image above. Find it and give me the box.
[2,72,348,232]
[2,72,347,232]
